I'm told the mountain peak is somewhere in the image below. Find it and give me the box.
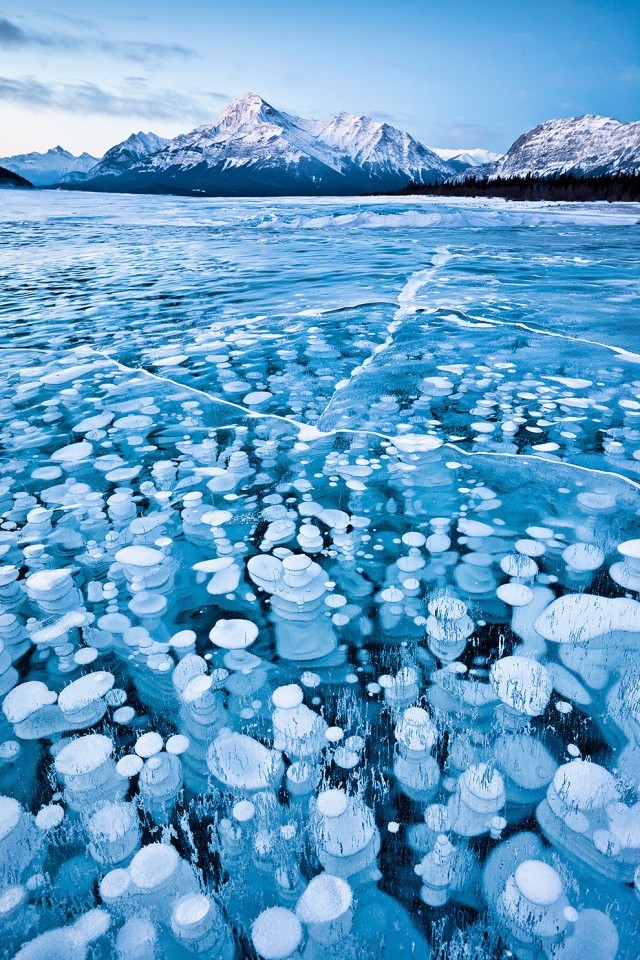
[93,131,169,173]
[212,92,280,133]
[235,91,270,107]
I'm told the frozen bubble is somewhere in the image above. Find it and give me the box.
[535,594,640,643]
[207,731,283,792]
[272,684,304,709]
[296,873,352,924]
[135,732,164,758]
[497,583,534,607]
[117,755,144,778]
[50,439,93,463]
[0,884,26,917]
[25,568,74,599]
[562,542,605,571]
[393,434,443,453]
[115,546,165,569]
[252,907,302,960]
[326,726,344,743]
[113,706,135,724]
[130,842,179,890]
[317,788,349,818]
[55,733,113,777]
[232,799,255,822]
[3,681,57,723]
[200,510,233,527]
[490,656,552,716]
[74,648,99,666]
[514,860,563,905]
[154,354,188,367]
[58,672,114,715]
[244,391,273,405]
[170,630,197,651]
[209,618,258,649]
[0,795,22,840]
[35,804,64,830]
[515,538,546,558]
[551,759,618,811]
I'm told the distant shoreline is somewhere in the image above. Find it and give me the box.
[388,172,640,203]
[3,178,640,204]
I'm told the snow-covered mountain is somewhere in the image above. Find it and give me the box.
[0,146,98,186]
[494,115,640,179]
[431,147,502,172]
[62,94,454,196]
[90,132,169,174]
[60,132,169,185]
[315,111,453,181]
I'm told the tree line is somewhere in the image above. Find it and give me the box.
[394,171,640,202]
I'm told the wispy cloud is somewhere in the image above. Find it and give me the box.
[0,17,196,63]
[0,75,228,120]
[428,120,500,149]
[619,64,640,86]
[369,111,402,125]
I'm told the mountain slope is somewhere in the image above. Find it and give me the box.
[0,147,97,186]
[62,94,454,196]
[59,132,169,186]
[315,112,453,181]
[0,166,33,188]
[91,131,169,174]
[494,115,640,179]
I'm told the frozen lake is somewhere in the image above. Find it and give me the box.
[0,192,639,959]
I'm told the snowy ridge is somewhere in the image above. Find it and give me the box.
[315,112,453,180]
[0,146,98,186]
[494,115,640,178]
[81,132,170,178]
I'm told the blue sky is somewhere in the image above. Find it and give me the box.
[1,0,638,156]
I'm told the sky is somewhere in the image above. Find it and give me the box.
[0,0,638,158]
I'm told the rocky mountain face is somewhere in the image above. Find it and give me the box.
[497,115,640,178]
[459,115,640,182]
[60,94,454,196]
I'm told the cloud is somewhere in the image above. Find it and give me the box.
[428,120,501,149]
[0,18,27,45]
[619,64,640,86]
[0,16,196,63]
[369,111,402,124]
[0,76,228,121]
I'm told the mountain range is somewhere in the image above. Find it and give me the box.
[1,95,638,195]
[58,94,454,196]
[0,146,98,187]
[431,147,502,172]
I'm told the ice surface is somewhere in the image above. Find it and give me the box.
[0,192,638,958]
